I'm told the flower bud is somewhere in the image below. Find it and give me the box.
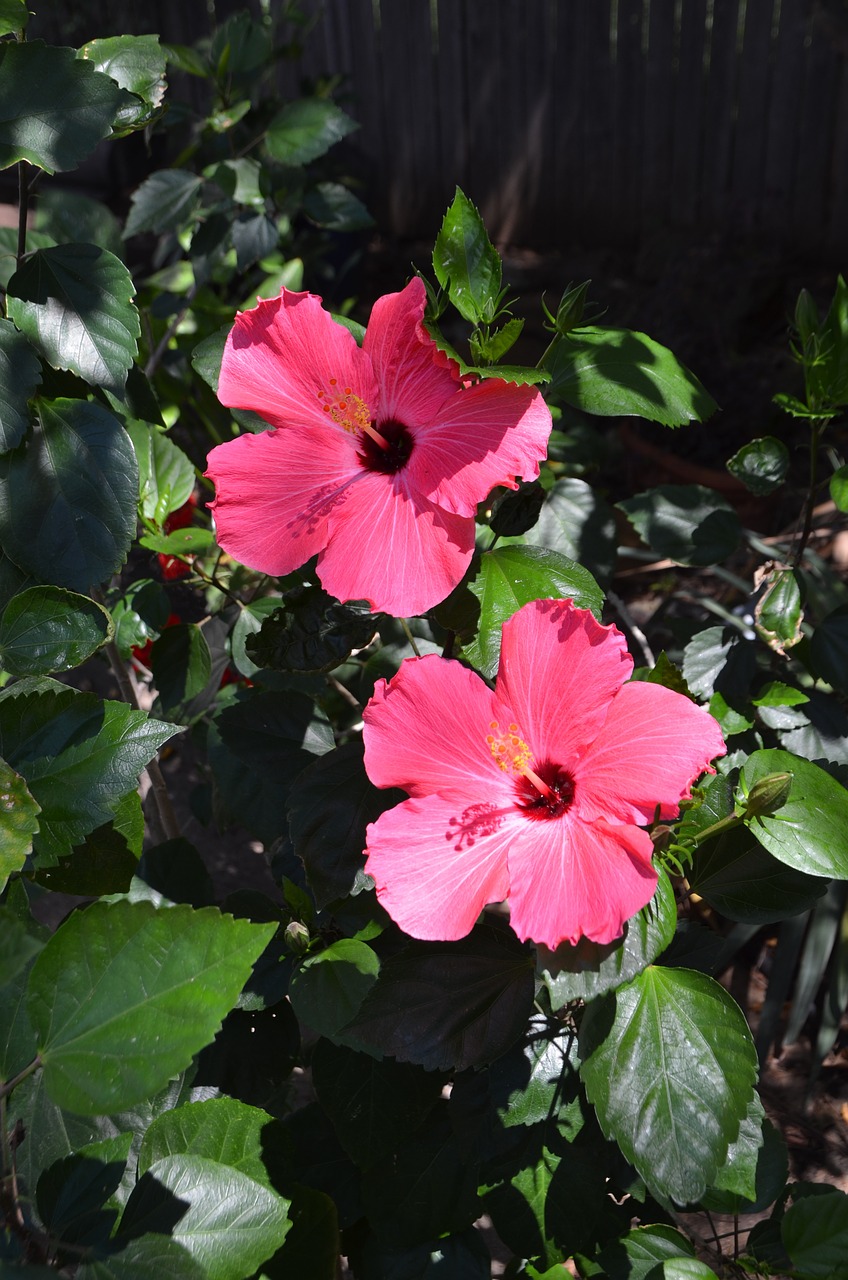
[284,921,310,954]
[743,772,793,820]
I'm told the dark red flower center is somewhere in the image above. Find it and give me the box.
[357,419,414,474]
[514,761,575,820]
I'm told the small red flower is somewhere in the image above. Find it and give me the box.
[362,599,725,948]
[205,278,552,616]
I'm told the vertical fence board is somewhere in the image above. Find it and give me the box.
[826,57,848,255]
[731,0,778,235]
[701,0,743,227]
[377,0,441,235]
[792,9,842,246]
[642,0,677,230]
[670,0,708,229]
[762,0,807,243]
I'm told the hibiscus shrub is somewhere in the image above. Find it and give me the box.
[2,5,848,1279]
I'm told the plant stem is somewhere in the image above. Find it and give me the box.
[144,282,199,378]
[16,160,28,268]
[400,617,421,657]
[0,1055,41,1105]
[791,418,828,570]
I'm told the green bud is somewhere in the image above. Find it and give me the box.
[284,921,310,955]
[794,289,820,347]
[554,280,591,334]
[743,771,793,820]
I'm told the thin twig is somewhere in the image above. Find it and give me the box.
[144,282,200,378]
[399,617,421,657]
[607,589,655,666]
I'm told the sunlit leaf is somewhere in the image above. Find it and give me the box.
[265,98,358,166]
[433,188,502,325]
[0,757,40,890]
[0,585,113,676]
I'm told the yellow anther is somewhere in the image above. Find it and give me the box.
[488,720,534,774]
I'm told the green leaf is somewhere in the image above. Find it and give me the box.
[36,1136,132,1245]
[681,626,758,702]
[597,1224,695,1280]
[0,42,124,173]
[782,1186,848,1279]
[482,1013,585,1131]
[433,188,502,324]
[7,244,139,395]
[0,0,28,36]
[312,1038,444,1168]
[139,527,214,557]
[702,1110,788,1214]
[618,485,741,566]
[830,464,848,512]
[0,904,42,988]
[545,327,717,425]
[344,923,535,1071]
[540,868,677,1004]
[523,476,618,586]
[741,748,848,878]
[35,190,124,260]
[0,756,40,890]
[0,683,177,863]
[0,227,55,289]
[289,938,380,1048]
[246,584,377,673]
[811,603,848,691]
[690,824,828,924]
[0,399,138,591]
[138,1097,277,1186]
[78,1234,206,1280]
[126,422,195,523]
[0,316,41,452]
[125,170,203,238]
[726,436,789,495]
[79,35,167,135]
[120,1152,290,1280]
[469,315,524,364]
[217,689,334,780]
[464,544,603,678]
[756,568,803,652]
[150,623,212,712]
[34,801,143,898]
[265,98,358,166]
[0,585,113,676]
[28,899,276,1113]
[288,738,404,909]
[580,967,757,1204]
[302,181,374,231]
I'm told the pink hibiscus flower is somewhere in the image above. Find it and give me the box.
[205,278,551,616]
[362,599,725,948]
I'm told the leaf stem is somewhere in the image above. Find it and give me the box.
[0,1055,41,1105]
[399,617,421,657]
[791,418,829,569]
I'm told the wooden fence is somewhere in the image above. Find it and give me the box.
[28,0,848,259]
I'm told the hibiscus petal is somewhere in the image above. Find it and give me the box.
[364,792,515,940]
[319,468,475,616]
[506,813,657,947]
[218,289,377,431]
[363,278,461,427]
[408,379,552,517]
[574,681,726,825]
[496,600,633,765]
[205,426,361,575]
[364,654,509,798]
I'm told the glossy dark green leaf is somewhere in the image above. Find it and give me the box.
[35,189,124,260]
[36,1135,132,1246]
[344,923,535,1071]
[0,682,176,863]
[0,399,137,591]
[546,327,717,425]
[125,170,203,237]
[150,623,213,712]
[810,603,848,692]
[806,273,848,408]
[231,212,278,271]
[289,938,379,1048]
[0,316,41,451]
[0,42,123,172]
[229,597,280,677]
[0,585,113,676]
[540,869,677,1004]
[126,421,195,523]
[246,584,377,673]
[34,801,142,897]
[27,899,276,1112]
[484,1014,584,1132]
[433,188,502,324]
[303,182,373,231]
[524,476,618,586]
[138,1097,276,1186]
[690,824,828,923]
[619,485,741,566]
[681,626,758,702]
[120,1153,289,1280]
[79,34,166,135]
[580,967,757,1204]
[78,1234,206,1280]
[596,1224,695,1280]
[464,545,603,678]
[217,689,334,781]
[0,755,40,889]
[631,650,692,696]
[726,436,789,495]
[312,1038,444,1169]
[742,747,848,878]
[830,464,848,512]
[701,1109,787,1214]
[0,906,42,991]
[7,245,139,395]
[265,98,358,165]
[288,738,404,909]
